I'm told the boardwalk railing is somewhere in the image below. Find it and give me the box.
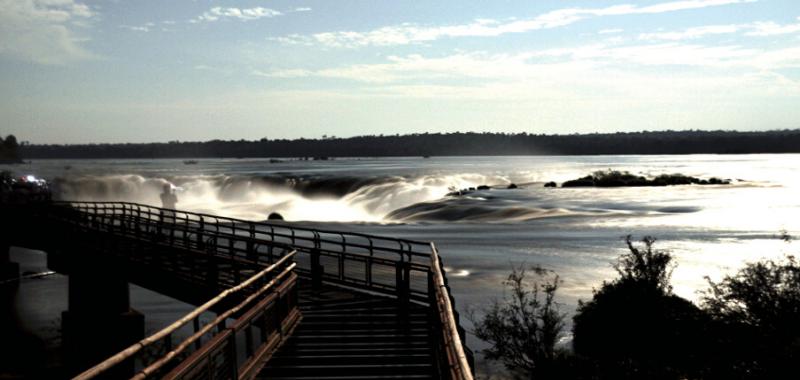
[47,201,473,380]
[430,243,473,380]
[74,252,300,380]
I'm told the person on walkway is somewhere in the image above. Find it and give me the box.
[159,184,178,238]
[160,184,177,210]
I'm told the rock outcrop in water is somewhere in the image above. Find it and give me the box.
[560,170,730,188]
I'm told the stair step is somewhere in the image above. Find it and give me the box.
[273,347,432,356]
[292,328,430,336]
[261,363,434,377]
[279,340,432,350]
[267,353,432,366]
[257,374,434,380]
[299,321,429,329]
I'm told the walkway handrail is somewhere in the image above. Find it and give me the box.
[53,201,433,253]
[430,243,473,380]
[73,251,297,380]
[55,201,436,301]
[52,201,474,379]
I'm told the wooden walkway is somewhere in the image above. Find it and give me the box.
[2,201,473,380]
[259,283,435,379]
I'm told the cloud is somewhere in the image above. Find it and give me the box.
[293,7,312,13]
[255,39,800,91]
[120,22,155,33]
[273,0,756,47]
[744,19,800,36]
[640,19,800,40]
[253,69,313,78]
[640,25,742,40]
[193,7,282,23]
[0,0,96,64]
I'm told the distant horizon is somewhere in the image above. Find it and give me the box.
[18,130,800,159]
[11,128,800,146]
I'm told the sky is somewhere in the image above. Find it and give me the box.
[1,0,800,144]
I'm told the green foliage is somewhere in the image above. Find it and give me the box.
[615,235,675,292]
[703,256,800,329]
[470,265,566,379]
[572,236,709,380]
[561,170,729,187]
[700,256,800,379]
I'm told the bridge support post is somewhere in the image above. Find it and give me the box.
[61,261,144,378]
[396,261,411,315]
[311,248,323,292]
[0,244,19,283]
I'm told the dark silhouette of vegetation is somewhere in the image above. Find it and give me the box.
[701,256,800,379]
[469,265,567,379]
[0,135,21,163]
[572,236,709,380]
[474,235,800,379]
[561,170,729,187]
[17,129,800,158]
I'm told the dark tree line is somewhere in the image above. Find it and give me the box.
[0,135,21,163]
[18,129,800,159]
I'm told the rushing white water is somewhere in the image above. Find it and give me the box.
[49,172,523,222]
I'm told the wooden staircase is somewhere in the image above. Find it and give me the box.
[258,284,437,380]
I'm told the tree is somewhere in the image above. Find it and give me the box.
[614,235,674,292]
[701,256,800,379]
[0,134,20,161]
[470,265,566,379]
[572,236,708,380]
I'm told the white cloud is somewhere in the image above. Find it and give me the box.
[253,68,313,78]
[121,22,155,33]
[640,19,800,40]
[640,25,742,40]
[294,7,312,13]
[194,7,282,23]
[255,39,800,96]
[274,0,755,47]
[0,0,96,64]
[744,20,800,36]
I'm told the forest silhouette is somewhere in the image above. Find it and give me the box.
[17,130,800,159]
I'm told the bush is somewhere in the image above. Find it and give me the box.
[572,236,709,379]
[470,265,567,379]
[701,256,800,379]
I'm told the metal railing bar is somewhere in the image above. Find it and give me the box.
[53,201,433,247]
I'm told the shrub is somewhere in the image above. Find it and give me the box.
[572,236,708,379]
[470,265,567,379]
[701,256,800,379]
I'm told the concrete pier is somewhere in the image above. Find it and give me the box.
[0,244,20,283]
[60,255,144,378]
